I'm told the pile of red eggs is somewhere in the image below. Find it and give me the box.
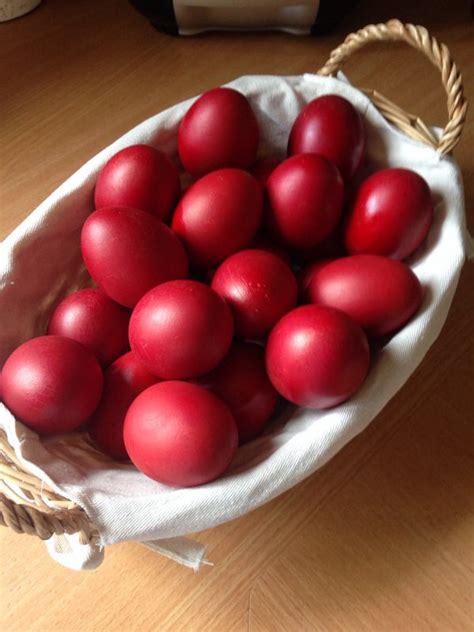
[1,87,433,488]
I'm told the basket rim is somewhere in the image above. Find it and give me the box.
[0,430,99,542]
[318,19,467,156]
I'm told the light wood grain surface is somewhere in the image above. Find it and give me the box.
[1,1,473,631]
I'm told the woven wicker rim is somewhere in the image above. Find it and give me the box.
[0,19,467,544]
[0,431,98,543]
[318,19,467,155]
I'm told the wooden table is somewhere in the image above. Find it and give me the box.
[1,1,473,630]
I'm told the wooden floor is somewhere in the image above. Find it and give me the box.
[1,1,473,630]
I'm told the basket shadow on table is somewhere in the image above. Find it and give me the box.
[243,369,474,619]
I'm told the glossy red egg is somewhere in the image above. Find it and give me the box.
[288,95,366,181]
[266,154,344,250]
[94,144,180,221]
[129,280,233,379]
[266,305,370,409]
[301,255,423,337]
[344,168,433,260]
[178,87,259,177]
[47,288,130,366]
[199,342,278,444]
[88,351,159,460]
[172,168,262,268]
[2,336,103,435]
[212,249,297,339]
[123,381,238,487]
[81,206,188,308]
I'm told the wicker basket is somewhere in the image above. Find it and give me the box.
[0,19,467,548]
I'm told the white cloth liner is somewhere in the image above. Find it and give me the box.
[0,73,470,570]
[45,531,104,571]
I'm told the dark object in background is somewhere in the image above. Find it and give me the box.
[130,0,355,36]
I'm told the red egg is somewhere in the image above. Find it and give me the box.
[2,336,103,435]
[124,381,238,487]
[344,168,434,260]
[250,156,280,187]
[288,95,366,181]
[266,154,344,250]
[47,288,130,366]
[212,249,297,339]
[94,144,180,221]
[199,342,278,444]
[88,351,159,460]
[178,87,259,177]
[129,280,233,379]
[266,305,370,409]
[81,206,188,308]
[172,168,263,268]
[301,255,423,337]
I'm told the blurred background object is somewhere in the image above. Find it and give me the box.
[130,0,357,35]
[0,0,41,22]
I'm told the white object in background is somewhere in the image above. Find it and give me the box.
[0,0,41,22]
[174,0,320,35]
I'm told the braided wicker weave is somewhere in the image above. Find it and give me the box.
[0,19,467,545]
[318,19,467,155]
[0,431,99,543]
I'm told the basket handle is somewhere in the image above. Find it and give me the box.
[318,19,467,156]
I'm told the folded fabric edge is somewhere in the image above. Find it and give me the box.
[142,536,210,571]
